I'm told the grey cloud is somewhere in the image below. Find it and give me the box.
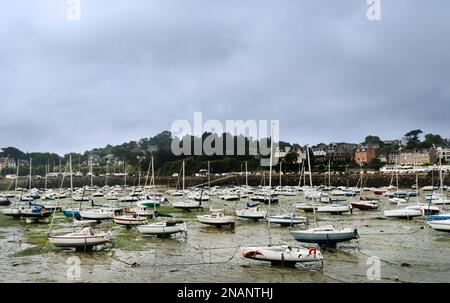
[0,0,449,154]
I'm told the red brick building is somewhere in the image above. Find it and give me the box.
[355,145,377,166]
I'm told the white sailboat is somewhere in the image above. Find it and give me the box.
[236,206,267,221]
[137,220,187,237]
[241,128,323,266]
[172,161,203,210]
[197,211,236,227]
[48,227,113,251]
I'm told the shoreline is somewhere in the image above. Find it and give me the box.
[1,172,448,190]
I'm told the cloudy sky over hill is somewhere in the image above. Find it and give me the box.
[1,0,449,154]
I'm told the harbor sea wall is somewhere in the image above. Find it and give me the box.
[0,172,448,190]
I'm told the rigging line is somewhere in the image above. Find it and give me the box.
[357,226,424,236]
[144,245,242,268]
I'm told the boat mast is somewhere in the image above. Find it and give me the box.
[15,159,19,190]
[208,161,211,190]
[182,160,185,202]
[29,157,32,191]
[439,149,443,194]
[151,155,155,186]
[70,155,73,196]
[279,160,282,187]
[306,145,313,187]
[328,159,331,188]
[267,123,274,246]
[45,160,48,191]
[245,161,248,187]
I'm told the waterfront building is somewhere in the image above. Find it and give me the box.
[355,144,377,166]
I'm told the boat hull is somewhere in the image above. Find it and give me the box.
[427,220,450,232]
[48,235,111,249]
[137,223,186,237]
[241,245,322,265]
[291,229,358,246]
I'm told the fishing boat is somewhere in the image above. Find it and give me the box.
[113,214,147,226]
[197,211,235,227]
[268,214,307,227]
[48,227,113,250]
[350,201,378,210]
[427,219,450,232]
[241,245,322,266]
[291,225,359,247]
[236,207,267,220]
[137,220,187,237]
[316,204,351,215]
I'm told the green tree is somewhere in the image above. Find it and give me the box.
[364,135,383,146]
[369,158,382,171]
[421,133,444,148]
[404,129,423,149]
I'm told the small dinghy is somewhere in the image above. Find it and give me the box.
[350,201,378,210]
[407,204,440,215]
[316,204,351,215]
[197,212,235,227]
[72,219,98,227]
[172,200,203,211]
[384,207,422,219]
[221,194,240,201]
[291,225,359,247]
[427,219,450,232]
[0,197,11,206]
[295,203,319,213]
[1,205,21,218]
[79,208,114,221]
[268,214,307,227]
[389,197,408,204]
[124,208,153,217]
[427,213,450,222]
[241,245,323,266]
[236,207,267,220]
[72,196,90,202]
[137,220,187,237]
[63,208,81,220]
[251,195,278,204]
[194,193,210,201]
[48,227,113,251]
[137,197,161,208]
[118,196,139,202]
[113,215,147,227]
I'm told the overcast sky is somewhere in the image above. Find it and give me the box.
[1,0,449,155]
